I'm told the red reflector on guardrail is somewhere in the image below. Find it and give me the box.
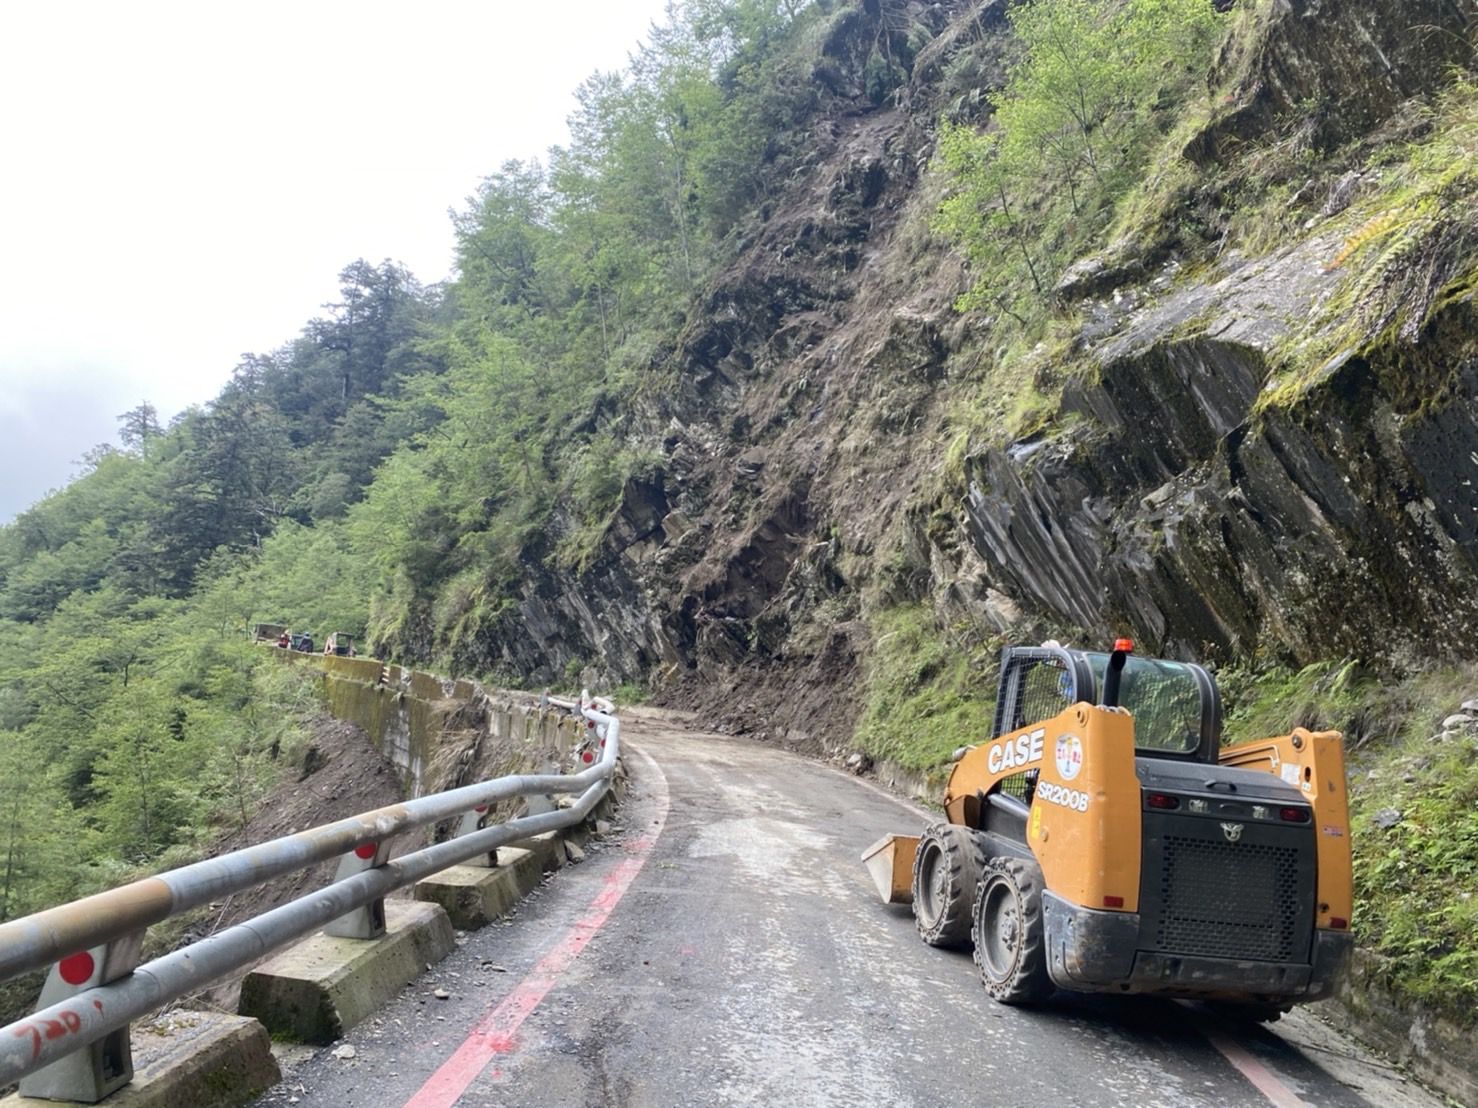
[59,952,95,986]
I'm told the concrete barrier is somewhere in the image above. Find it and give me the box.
[413,848,546,930]
[413,762,629,930]
[1,1013,278,1108]
[311,660,582,800]
[238,901,455,1044]
[505,829,569,873]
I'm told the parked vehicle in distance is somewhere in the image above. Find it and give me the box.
[323,632,355,657]
[252,622,288,643]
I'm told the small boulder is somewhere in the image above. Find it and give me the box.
[1372,808,1403,829]
[564,840,586,863]
[1441,714,1474,731]
[331,1044,357,1061]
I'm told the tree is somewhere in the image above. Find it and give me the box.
[451,164,555,324]
[0,735,73,921]
[117,402,162,453]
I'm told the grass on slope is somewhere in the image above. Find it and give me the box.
[1222,659,1478,1028]
[853,604,1002,777]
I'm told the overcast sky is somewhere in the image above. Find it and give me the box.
[0,0,673,523]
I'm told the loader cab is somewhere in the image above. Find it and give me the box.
[989,644,1221,763]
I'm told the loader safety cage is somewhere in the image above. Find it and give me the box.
[989,645,1222,762]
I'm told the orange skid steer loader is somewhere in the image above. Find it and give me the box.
[863,642,1353,1018]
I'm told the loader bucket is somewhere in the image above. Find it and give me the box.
[861,834,918,904]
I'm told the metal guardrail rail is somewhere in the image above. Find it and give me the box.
[0,692,619,1099]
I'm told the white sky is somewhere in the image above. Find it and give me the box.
[0,0,673,522]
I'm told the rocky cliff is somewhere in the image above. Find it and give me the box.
[464,0,1475,757]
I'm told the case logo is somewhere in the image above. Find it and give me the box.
[1055,733,1083,781]
[1221,822,1245,843]
[987,727,1045,775]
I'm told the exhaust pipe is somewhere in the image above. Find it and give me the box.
[1102,638,1133,708]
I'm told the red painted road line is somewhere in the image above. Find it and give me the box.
[1202,1026,1313,1108]
[405,746,669,1108]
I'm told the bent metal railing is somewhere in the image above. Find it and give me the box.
[0,693,619,1101]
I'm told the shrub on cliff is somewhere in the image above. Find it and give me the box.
[934,0,1224,324]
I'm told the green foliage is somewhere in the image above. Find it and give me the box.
[557,436,664,572]
[612,681,649,707]
[0,594,320,920]
[854,604,999,773]
[1261,78,1478,406]
[934,0,1225,327]
[1218,658,1368,745]
[348,2,832,663]
[0,0,878,924]
[1354,744,1478,1026]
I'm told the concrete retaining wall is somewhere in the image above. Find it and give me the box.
[308,656,581,798]
[1319,953,1478,1106]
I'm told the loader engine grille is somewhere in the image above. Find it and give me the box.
[1157,835,1302,962]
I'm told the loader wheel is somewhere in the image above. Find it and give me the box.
[972,857,1052,1004]
[912,823,985,948]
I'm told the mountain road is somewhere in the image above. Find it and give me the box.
[250,708,1441,1108]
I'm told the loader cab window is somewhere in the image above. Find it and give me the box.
[1083,653,1212,757]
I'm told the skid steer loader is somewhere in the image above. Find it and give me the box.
[862,641,1353,1016]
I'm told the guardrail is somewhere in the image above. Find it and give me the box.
[0,692,619,1101]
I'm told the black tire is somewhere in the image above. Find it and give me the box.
[972,856,1053,1004]
[912,823,986,948]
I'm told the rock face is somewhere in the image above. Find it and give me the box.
[449,0,1475,746]
[961,236,1478,663]
[1189,0,1474,159]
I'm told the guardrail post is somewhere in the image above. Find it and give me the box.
[573,713,609,768]
[18,932,143,1102]
[323,841,390,939]
[453,804,498,868]
[524,753,558,816]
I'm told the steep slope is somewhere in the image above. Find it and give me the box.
[467,0,1476,753]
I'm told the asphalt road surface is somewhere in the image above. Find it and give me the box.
[252,708,1445,1108]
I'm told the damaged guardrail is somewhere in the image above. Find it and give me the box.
[0,693,618,1101]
